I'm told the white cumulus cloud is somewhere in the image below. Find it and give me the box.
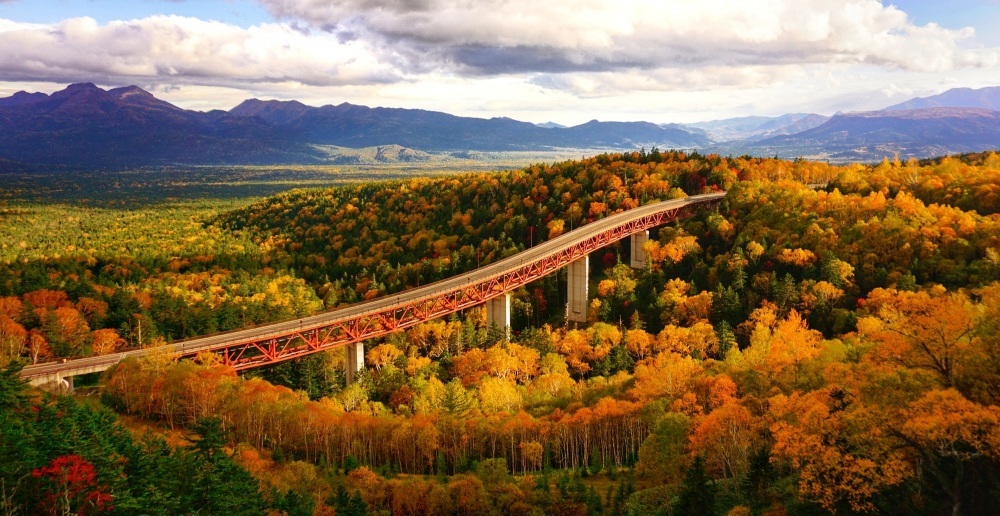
[257,0,998,77]
[0,15,400,87]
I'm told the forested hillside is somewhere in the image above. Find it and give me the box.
[2,151,1000,514]
[218,150,836,310]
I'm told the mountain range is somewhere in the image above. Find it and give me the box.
[0,83,708,168]
[0,83,998,168]
[686,113,830,141]
[718,108,1000,162]
[884,86,1000,111]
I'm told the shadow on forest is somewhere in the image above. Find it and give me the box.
[0,167,463,208]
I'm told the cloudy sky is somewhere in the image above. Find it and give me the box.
[0,0,998,124]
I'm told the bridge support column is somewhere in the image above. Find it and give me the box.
[345,342,364,385]
[28,374,73,394]
[567,256,589,323]
[486,294,511,338]
[630,230,649,268]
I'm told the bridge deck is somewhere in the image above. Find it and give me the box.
[22,192,727,382]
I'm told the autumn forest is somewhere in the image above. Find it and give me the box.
[3,150,1000,515]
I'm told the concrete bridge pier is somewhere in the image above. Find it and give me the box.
[345,342,365,385]
[28,374,73,394]
[630,230,649,268]
[486,294,511,338]
[567,256,589,323]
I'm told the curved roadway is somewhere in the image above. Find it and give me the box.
[22,191,726,381]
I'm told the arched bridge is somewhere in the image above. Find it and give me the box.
[22,192,725,390]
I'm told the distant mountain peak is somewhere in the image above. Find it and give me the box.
[232,98,309,110]
[65,82,100,91]
[885,86,1000,111]
[108,85,153,98]
[230,98,314,125]
[0,90,48,108]
[48,82,104,102]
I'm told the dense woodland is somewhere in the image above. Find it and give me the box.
[2,151,1000,514]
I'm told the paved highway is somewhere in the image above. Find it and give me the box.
[22,191,727,381]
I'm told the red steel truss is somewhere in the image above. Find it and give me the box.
[19,195,724,382]
[172,196,722,370]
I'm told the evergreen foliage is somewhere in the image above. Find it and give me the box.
[675,456,717,515]
[0,363,267,514]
